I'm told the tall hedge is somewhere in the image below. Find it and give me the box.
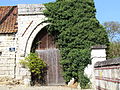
[44,0,109,88]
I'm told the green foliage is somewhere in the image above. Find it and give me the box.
[78,70,90,89]
[44,0,109,88]
[108,42,120,58]
[103,21,120,58]
[20,53,47,79]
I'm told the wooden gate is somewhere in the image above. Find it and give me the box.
[31,28,64,85]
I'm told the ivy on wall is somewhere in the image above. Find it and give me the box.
[44,0,109,88]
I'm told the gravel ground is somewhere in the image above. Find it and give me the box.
[0,86,93,90]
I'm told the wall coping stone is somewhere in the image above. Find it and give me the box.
[18,4,45,15]
[94,57,120,68]
[91,45,107,49]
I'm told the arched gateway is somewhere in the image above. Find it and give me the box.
[16,4,64,85]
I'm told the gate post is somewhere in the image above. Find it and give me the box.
[91,45,107,65]
[91,45,107,89]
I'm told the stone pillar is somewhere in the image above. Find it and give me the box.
[91,45,107,65]
[16,4,46,80]
[91,45,107,90]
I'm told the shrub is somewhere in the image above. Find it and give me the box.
[20,53,47,85]
[108,42,120,58]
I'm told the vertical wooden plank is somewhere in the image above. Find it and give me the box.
[33,28,64,85]
[36,49,64,85]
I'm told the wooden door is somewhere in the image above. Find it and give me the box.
[32,28,64,85]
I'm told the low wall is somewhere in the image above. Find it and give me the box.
[94,58,120,90]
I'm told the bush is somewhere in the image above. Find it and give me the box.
[108,42,120,58]
[20,53,47,85]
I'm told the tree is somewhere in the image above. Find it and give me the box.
[107,42,120,58]
[103,21,120,42]
[44,0,109,88]
[103,21,120,58]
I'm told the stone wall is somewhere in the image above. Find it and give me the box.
[94,58,120,90]
[84,45,107,89]
[15,4,48,79]
[0,34,16,78]
[0,4,49,83]
[17,4,46,57]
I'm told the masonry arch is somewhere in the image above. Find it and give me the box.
[16,4,65,84]
[26,24,65,85]
[25,23,49,56]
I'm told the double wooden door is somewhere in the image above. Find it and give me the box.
[32,28,64,85]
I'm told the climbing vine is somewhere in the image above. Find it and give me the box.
[44,0,109,88]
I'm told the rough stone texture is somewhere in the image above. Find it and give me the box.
[0,4,48,84]
[85,46,107,77]
[84,45,107,90]
[91,45,107,49]
[16,4,48,80]
[0,34,16,78]
[18,4,45,15]
[94,59,120,90]
[0,77,23,85]
[94,57,120,67]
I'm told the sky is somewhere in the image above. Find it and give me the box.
[0,0,120,24]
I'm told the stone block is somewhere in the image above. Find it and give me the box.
[9,71,14,75]
[20,68,28,76]
[18,4,45,15]
[0,71,5,75]
[0,67,8,70]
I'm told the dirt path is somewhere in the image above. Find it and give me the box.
[0,86,93,90]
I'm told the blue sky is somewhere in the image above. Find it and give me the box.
[0,0,120,24]
[94,0,120,24]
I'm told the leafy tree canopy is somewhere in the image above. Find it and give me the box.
[103,21,120,42]
[44,0,109,88]
[103,21,120,58]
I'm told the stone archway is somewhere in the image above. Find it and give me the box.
[16,22,49,80]
[24,23,49,56]
[30,26,65,85]
[16,4,64,85]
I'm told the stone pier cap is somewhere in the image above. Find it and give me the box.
[91,45,107,49]
[18,4,45,15]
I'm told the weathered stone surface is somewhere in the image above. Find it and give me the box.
[94,57,120,67]
[0,4,48,85]
[16,4,48,80]
[0,34,16,78]
[18,4,45,15]
[0,77,23,85]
